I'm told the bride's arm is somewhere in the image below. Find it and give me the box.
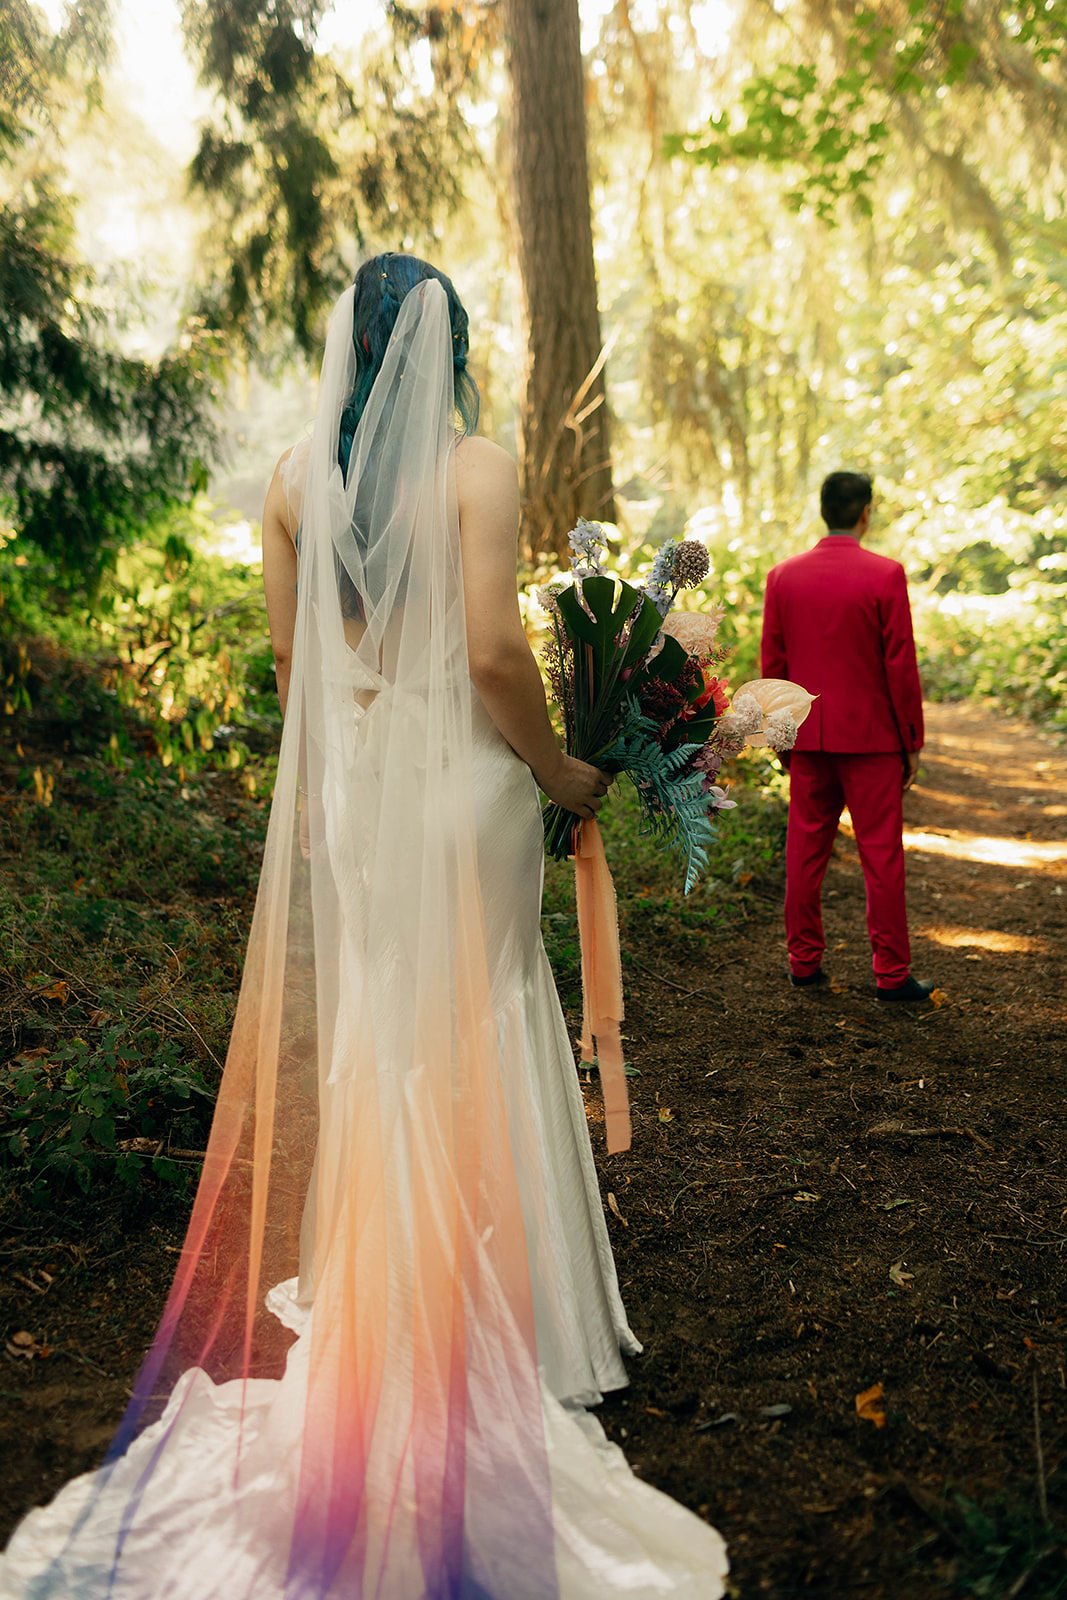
[456,438,608,820]
[262,451,299,717]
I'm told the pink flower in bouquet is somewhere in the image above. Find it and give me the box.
[660,605,725,660]
[693,743,724,791]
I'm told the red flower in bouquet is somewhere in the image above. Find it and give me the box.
[689,671,730,718]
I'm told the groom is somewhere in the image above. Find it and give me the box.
[761,471,934,1002]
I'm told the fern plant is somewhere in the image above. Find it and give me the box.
[602,701,717,894]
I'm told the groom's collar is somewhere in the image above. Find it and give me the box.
[822,530,860,541]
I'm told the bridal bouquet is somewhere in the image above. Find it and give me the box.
[540,520,813,893]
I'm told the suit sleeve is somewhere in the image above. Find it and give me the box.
[881,564,924,751]
[760,570,788,679]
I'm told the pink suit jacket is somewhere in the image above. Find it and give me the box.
[760,535,925,754]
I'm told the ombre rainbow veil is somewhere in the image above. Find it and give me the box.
[0,278,728,1600]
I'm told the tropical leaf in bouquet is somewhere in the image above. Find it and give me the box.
[639,633,690,686]
[555,575,641,658]
[620,589,667,669]
[664,707,718,751]
[581,575,644,634]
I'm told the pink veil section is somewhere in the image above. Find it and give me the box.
[43,281,557,1597]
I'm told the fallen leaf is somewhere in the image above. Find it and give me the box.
[889,1258,915,1288]
[606,1192,628,1227]
[855,1382,886,1428]
[39,979,69,1004]
[6,1330,37,1359]
[657,1107,674,1123]
[929,988,948,1008]
[880,1198,915,1211]
[793,1191,820,1203]
[759,1403,793,1419]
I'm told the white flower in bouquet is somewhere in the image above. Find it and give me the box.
[536,580,568,617]
[567,518,608,578]
[763,710,798,752]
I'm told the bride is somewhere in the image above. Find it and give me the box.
[1,254,727,1598]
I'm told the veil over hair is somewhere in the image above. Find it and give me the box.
[27,278,558,1597]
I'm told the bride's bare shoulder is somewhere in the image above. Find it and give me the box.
[455,437,518,515]
[265,440,311,541]
[455,435,516,478]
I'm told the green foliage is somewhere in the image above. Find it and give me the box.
[916,584,1067,728]
[665,62,890,222]
[5,1028,213,1197]
[0,0,219,582]
[182,0,480,355]
[950,1493,1064,1599]
[0,510,282,769]
[667,1,1065,222]
[578,0,1067,584]
[0,728,268,1200]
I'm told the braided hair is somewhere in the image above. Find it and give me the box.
[337,252,480,476]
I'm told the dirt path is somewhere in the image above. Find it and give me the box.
[2,701,1065,1596]
[600,701,1067,1597]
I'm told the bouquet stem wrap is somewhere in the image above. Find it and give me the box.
[574,819,631,1154]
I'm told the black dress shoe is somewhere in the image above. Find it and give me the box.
[790,968,828,987]
[876,976,935,1003]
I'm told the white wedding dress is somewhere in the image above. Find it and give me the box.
[1,282,727,1599]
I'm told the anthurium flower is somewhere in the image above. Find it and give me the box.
[730,678,816,748]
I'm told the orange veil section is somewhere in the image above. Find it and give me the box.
[83,281,559,1596]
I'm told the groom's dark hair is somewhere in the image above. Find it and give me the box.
[820,471,873,530]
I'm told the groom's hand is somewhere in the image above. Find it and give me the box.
[903,750,920,792]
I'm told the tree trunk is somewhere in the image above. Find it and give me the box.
[503,0,615,564]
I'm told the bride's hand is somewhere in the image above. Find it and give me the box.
[537,755,612,819]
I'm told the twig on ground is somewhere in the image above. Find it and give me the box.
[863,1118,995,1152]
[1004,1546,1058,1600]
[55,1347,111,1379]
[1031,1360,1050,1529]
[628,958,727,1008]
[159,1000,224,1073]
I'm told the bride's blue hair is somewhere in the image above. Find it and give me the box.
[338,252,480,475]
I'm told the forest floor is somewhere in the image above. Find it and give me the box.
[592,701,1067,1599]
[1,700,1065,1598]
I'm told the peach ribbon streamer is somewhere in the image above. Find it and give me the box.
[574,819,631,1154]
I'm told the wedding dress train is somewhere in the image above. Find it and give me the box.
[1,280,727,1599]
